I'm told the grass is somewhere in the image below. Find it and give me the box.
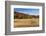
[14,18,39,28]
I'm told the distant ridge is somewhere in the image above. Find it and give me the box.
[14,12,39,16]
[14,12,39,19]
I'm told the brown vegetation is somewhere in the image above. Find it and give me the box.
[14,19,39,28]
[14,12,39,19]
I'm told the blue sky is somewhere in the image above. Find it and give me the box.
[14,8,39,15]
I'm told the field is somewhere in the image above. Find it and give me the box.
[14,18,39,28]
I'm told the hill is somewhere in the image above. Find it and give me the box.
[14,12,39,19]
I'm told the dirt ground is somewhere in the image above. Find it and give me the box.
[14,18,39,28]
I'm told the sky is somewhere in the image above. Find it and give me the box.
[14,8,39,15]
